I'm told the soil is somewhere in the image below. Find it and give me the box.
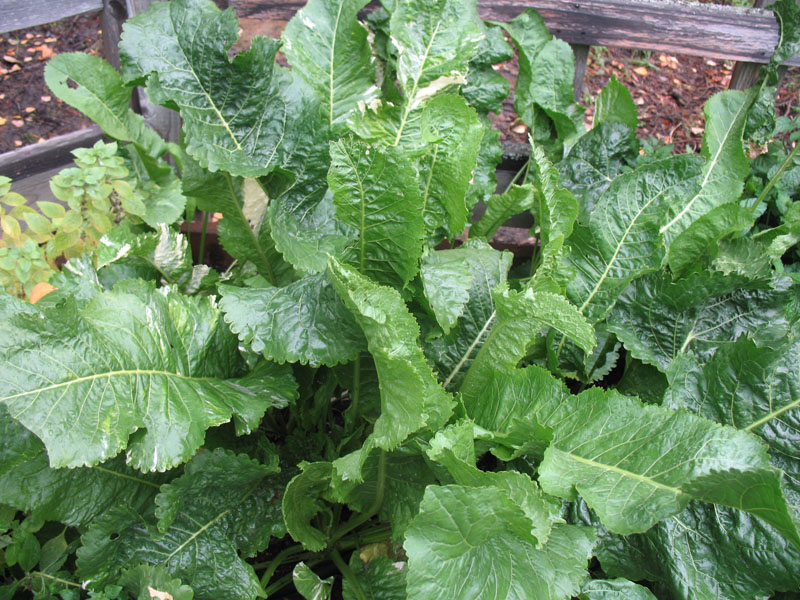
[0,10,797,156]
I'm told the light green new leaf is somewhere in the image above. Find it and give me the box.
[45,53,166,157]
[660,90,752,241]
[466,119,504,209]
[329,258,453,449]
[462,64,510,114]
[119,0,318,177]
[424,242,512,389]
[578,578,656,600]
[460,285,595,402]
[590,501,800,600]
[607,271,798,371]
[405,485,595,600]
[0,406,165,528]
[594,75,638,131]
[528,39,584,141]
[283,461,333,552]
[565,155,702,323]
[472,184,535,240]
[329,138,424,287]
[419,94,483,240]
[219,274,366,367]
[121,145,186,227]
[293,562,333,600]
[667,202,754,279]
[666,336,800,506]
[390,0,483,107]
[78,450,284,600]
[420,250,474,334]
[537,387,800,546]
[119,565,194,600]
[283,0,378,127]
[0,285,297,471]
[502,9,551,128]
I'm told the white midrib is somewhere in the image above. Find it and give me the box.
[442,311,496,388]
[578,185,671,314]
[564,451,684,495]
[2,369,217,402]
[659,98,749,235]
[328,1,346,126]
[746,398,800,432]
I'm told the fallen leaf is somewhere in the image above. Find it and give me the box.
[30,282,56,304]
[23,57,32,63]
[2,55,20,64]
[690,126,704,135]
[633,66,648,76]
[38,46,54,60]
[148,587,174,600]
[512,124,528,134]
[45,37,57,43]
[11,119,23,128]
[0,117,6,126]
[24,33,33,40]
[13,140,22,147]
[9,64,21,72]
[24,107,35,113]
[41,95,51,102]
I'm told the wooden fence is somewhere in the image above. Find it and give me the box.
[0,0,798,185]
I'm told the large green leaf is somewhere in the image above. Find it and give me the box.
[119,0,318,177]
[588,501,800,600]
[460,285,595,402]
[593,75,638,131]
[537,387,800,546]
[219,274,366,367]
[121,145,187,228]
[119,565,194,600]
[0,406,165,528]
[390,0,483,137]
[472,184,536,241]
[328,138,424,287]
[420,250,475,334]
[502,9,551,129]
[329,258,453,449]
[424,242,512,389]
[343,555,407,600]
[666,336,800,506]
[465,119,503,209]
[564,155,702,323]
[283,461,333,552]
[78,450,284,600]
[44,53,166,156]
[0,285,297,471]
[659,90,752,241]
[418,95,483,240]
[578,579,655,600]
[293,562,333,600]
[607,271,798,371]
[405,485,595,600]
[283,0,378,127]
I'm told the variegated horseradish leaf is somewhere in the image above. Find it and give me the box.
[0,284,297,471]
[119,0,319,177]
[283,0,378,127]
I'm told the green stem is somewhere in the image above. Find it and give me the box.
[332,450,388,543]
[754,140,800,214]
[345,354,362,435]
[337,525,393,550]
[258,543,306,586]
[331,548,367,600]
[198,210,209,265]
[27,572,81,589]
[500,158,531,196]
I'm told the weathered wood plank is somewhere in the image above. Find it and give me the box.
[233,0,799,66]
[0,0,102,34]
[0,126,103,180]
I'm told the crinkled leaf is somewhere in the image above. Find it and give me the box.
[460,285,595,401]
[607,270,798,371]
[588,501,800,600]
[329,258,453,449]
[293,562,333,600]
[660,90,752,241]
[405,485,595,600]
[419,94,483,240]
[343,555,407,600]
[283,461,333,552]
[425,241,512,389]
[0,285,297,471]
[565,155,702,323]
[462,64,510,114]
[78,450,283,600]
[537,387,800,545]
[329,138,424,287]
[119,0,318,177]
[121,145,186,227]
[420,250,474,334]
[45,53,166,156]
[283,0,378,127]
[667,202,754,279]
[558,121,639,222]
[472,184,535,240]
[466,119,503,209]
[0,406,165,528]
[502,9,551,128]
[219,274,366,367]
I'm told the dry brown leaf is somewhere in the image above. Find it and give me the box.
[2,55,20,64]
[0,117,6,126]
[39,46,54,60]
[45,37,57,43]
[24,107,35,113]
[148,587,174,600]
[23,57,32,63]
[41,95,51,102]
[11,119,24,128]
[633,66,648,76]
[13,140,22,147]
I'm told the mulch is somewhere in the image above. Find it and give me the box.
[0,11,797,157]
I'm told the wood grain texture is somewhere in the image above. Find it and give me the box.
[233,0,799,66]
[0,0,102,34]
[0,126,103,180]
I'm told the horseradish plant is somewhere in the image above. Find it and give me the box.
[1,0,800,598]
